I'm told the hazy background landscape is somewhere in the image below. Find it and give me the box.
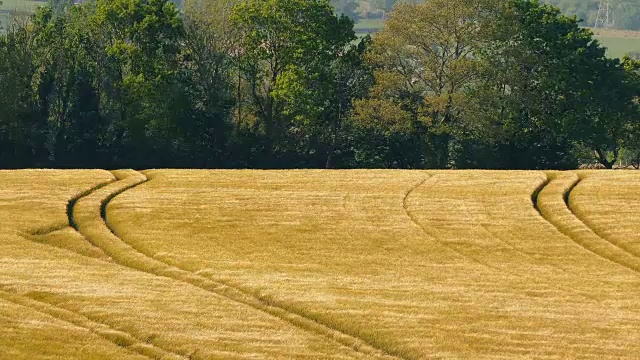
[5,0,640,58]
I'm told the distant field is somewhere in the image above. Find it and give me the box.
[353,18,384,31]
[354,19,640,58]
[1,169,640,358]
[0,0,45,11]
[591,28,640,58]
[599,37,640,58]
[0,0,43,29]
[0,13,9,29]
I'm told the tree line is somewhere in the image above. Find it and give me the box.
[0,0,639,170]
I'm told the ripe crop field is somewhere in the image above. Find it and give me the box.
[1,170,640,359]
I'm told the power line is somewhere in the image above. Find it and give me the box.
[594,0,615,28]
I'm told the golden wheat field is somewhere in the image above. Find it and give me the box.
[1,169,639,359]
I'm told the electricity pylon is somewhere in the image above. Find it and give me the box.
[594,0,615,28]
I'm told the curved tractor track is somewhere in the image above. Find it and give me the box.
[0,288,185,360]
[567,175,640,260]
[403,173,620,305]
[69,169,404,360]
[402,175,501,271]
[11,173,187,359]
[19,179,117,261]
[533,172,640,274]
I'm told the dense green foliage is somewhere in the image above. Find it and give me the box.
[0,0,638,169]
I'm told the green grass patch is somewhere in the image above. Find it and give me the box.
[597,36,640,58]
[0,0,45,11]
[354,18,384,31]
[1,0,45,30]
[0,13,10,30]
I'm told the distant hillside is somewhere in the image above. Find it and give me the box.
[351,3,640,58]
[338,1,640,31]
[538,0,639,30]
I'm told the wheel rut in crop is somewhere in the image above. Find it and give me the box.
[18,179,118,260]
[565,177,640,261]
[532,172,640,274]
[0,288,185,360]
[403,174,611,305]
[403,175,499,271]
[18,228,112,262]
[69,169,405,360]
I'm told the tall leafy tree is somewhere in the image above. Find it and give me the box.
[621,55,640,168]
[473,0,638,168]
[352,0,499,168]
[320,37,374,168]
[231,0,355,167]
[29,5,110,167]
[174,11,236,167]
[92,0,183,166]
[0,17,47,168]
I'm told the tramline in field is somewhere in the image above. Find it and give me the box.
[1,170,639,359]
